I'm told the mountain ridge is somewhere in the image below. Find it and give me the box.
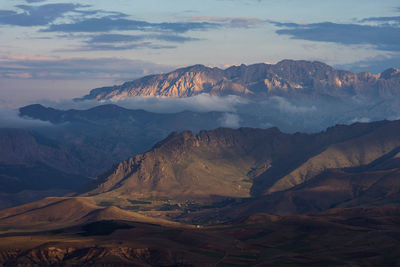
[0,120,399,265]
[79,59,400,101]
[79,119,400,210]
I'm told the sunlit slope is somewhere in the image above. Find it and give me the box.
[81,128,284,199]
[0,197,180,231]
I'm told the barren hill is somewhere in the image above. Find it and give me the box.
[80,120,400,215]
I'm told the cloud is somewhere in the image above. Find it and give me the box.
[0,56,173,80]
[42,17,218,33]
[0,3,215,53]
[0,3,93,26]
[0,108,51,128]
[66,33,198,51]
[269,96,316,113]
[270,21,400,52]
[43,17,148,32]
[360,16,400,25]
[41,94,248,114]
[65,42,176,52]
[112,94,248,113]
[335,53,400,73]
[87,34,144,43]
[191,16,265,28]
[0,3,217,37]
[150,34,199,43]
[349,117,371,124]
[156,21,218,33]
[219,113,241,128]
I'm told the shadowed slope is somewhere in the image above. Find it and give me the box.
[0,129,90,209]
[265,120,400,193]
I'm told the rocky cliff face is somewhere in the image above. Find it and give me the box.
[80,60,400,100]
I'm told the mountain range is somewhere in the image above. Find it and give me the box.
[5,103,400,217]
[0,59,399,265]
[78,119,400,221]
[2,119,399,223]
[80,60,400,101]
[0,119,399,265]
[17,103,239,176]
[0,104,259,209]
[76,60,400,133]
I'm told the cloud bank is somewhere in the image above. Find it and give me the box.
[0,3,93,26]
[267,96,317,113]
[270,20,400,52]
[0,56,173,81]
[335,53,400,73]
[41,94,249,114]
[191,16,265,28]
[219,113,241,128]
[42,17,217,34]
[0,108,51,128]
[0,2,216,52]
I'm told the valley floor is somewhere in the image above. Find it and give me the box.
[0,207,399,266]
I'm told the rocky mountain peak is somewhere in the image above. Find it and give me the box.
[178,64,211,73]
[380,67,400,79]
[78,59,400,101]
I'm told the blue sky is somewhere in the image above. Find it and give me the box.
[0,0,399,107]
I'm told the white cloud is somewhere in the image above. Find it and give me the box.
[0,108,51,128]
[219,112,240,128]
[349,117,371,124]
[42,93,248,113]
[269,96,317,113]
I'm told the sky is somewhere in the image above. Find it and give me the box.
[0,0,400,107]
